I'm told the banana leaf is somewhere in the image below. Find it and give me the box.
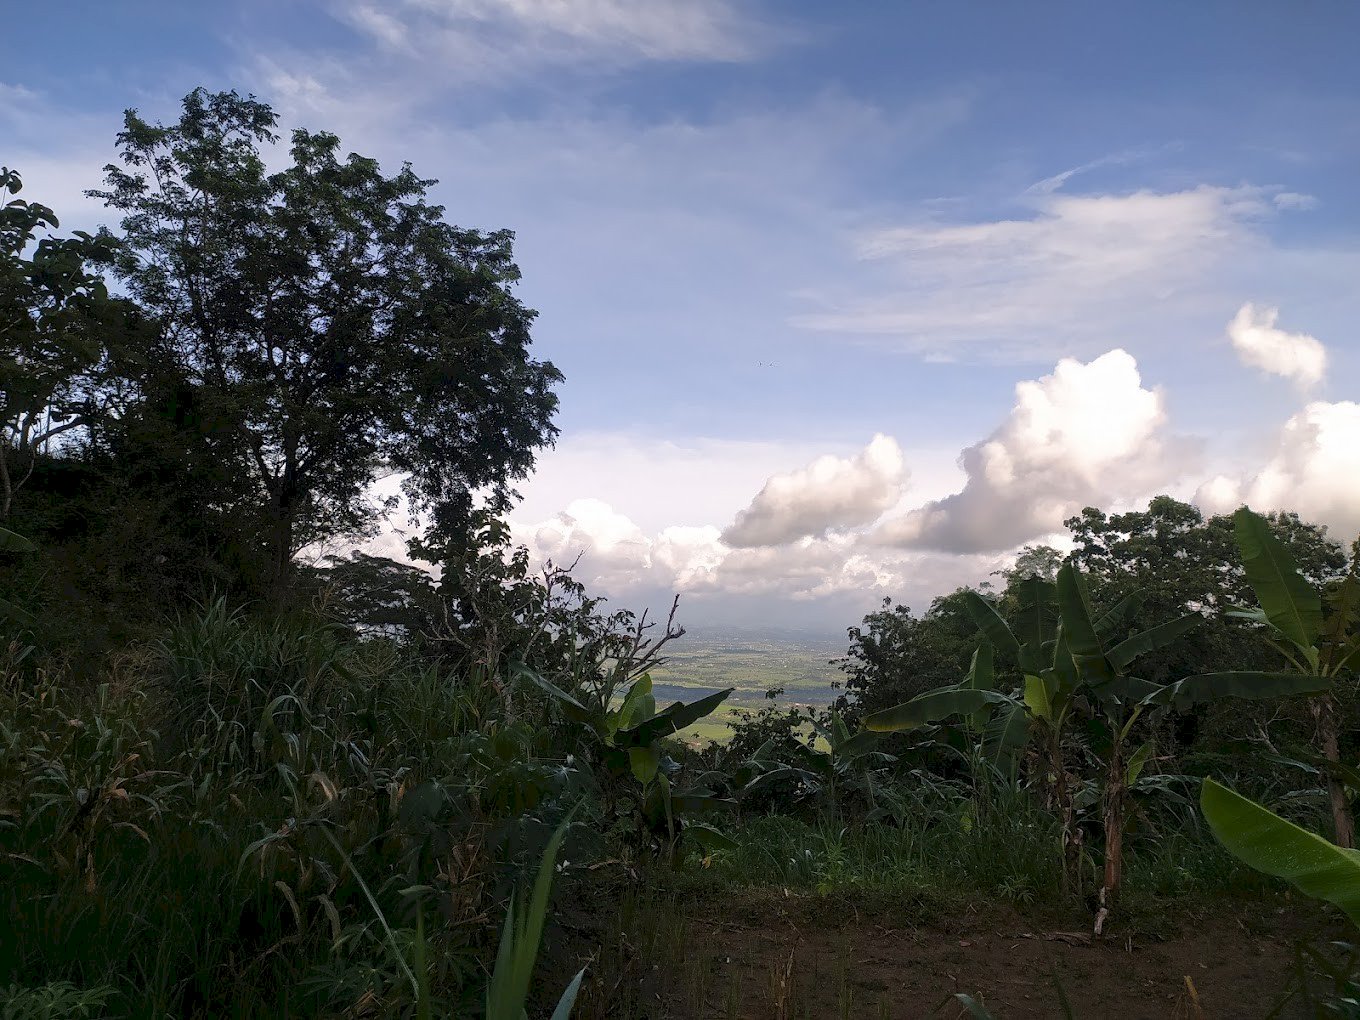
[1106,613,1202,671]
[962,590,1020,662]
[1147,671,1329,711]
[1201,778,1360,926]
[616,688,733,746]
[1234,507,1322,655]
[865,687,1011,733]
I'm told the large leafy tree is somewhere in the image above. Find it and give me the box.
[0,167,128,519]
[89,89,562,587]
[1065,496,1346,685]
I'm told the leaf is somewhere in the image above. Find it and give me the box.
[1125,742,1154,786]
[1011,577,1058,672]
[982,701,1030,761]
[1023,673,1055,721]
[1148,671,1330,711]
[1201,778,1360,927]
[834,728,880,760]
[1107,613,1202,671]
[515,666,596,725]
[963,643,995,693]
[617,674,655,730]
[549,968,586,1020]
[616,688,733,746]
[1093,589,1148,639]
[628,745,659,784]
[1056,563,1112,684]
[0,526,36,554]
[864,687,1009,733]
[1234,507,1323,656]
[685,822,737,854]
[962,590,1020,662]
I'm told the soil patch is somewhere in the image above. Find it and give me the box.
[560,887,1351,1018]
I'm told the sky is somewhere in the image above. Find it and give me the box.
[4,1,1359,633]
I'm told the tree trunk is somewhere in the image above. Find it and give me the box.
[1095,742,1125,934]
[1314,696,1354,849]
[1051,733,1080,895]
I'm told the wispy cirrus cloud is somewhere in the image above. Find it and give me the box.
[793,185,1308,359]
[328,0,775,82]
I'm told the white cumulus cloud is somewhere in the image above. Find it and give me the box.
[1226,303,1328,388]
[874,350,1189,552]
[1195,401,1360,542]
[722,434,907,547]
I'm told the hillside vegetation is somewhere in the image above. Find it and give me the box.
[4,90,1360,1018]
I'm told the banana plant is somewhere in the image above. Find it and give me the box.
[1225,507,1360,847]
[521,667,735,857]
[867,560,1321,922]
[737,710,898,822]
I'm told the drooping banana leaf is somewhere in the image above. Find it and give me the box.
[1233,507,1322,656]
[1106,613,1202,671]
[0,526,36,554]
[962,590,1021,662]
[616,688,733,746]
[1093,589,1148,639]
[1146,671,1329,711]
[864,687,1010,733]
[1201,778,1360,927]
[982,700,1030,762]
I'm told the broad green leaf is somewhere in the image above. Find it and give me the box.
[685,822,737,854]
[982,701,1030,761]
[1011,577,1058,673]
[1093,589,1148,639]
[1148,671,1330,711]
[1201,778,1360,927]
[830,711,851,748]
[1106,613,1201,671]
[1125,742,1154,786]
[617,688,733,746]
[963,643,995,692]
[963,643,995,728]
[835,728,880,760]
[617,675,655,730]
[1234,507,1322,656]
[1023,673,1054,721]
[1056,563,1112,684]
[628,745,659,784]
[962,590,1021,662]
[0,526,36,554]
[864,687,1008,733]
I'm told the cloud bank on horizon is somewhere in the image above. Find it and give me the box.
[5,0,1359,627]
[506,318,1357,624]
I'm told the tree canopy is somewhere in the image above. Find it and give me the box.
[87,88,562,586]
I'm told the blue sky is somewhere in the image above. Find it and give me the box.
[5,1,1359,630]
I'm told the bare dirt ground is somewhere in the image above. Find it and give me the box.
[561,888,1352,1019]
